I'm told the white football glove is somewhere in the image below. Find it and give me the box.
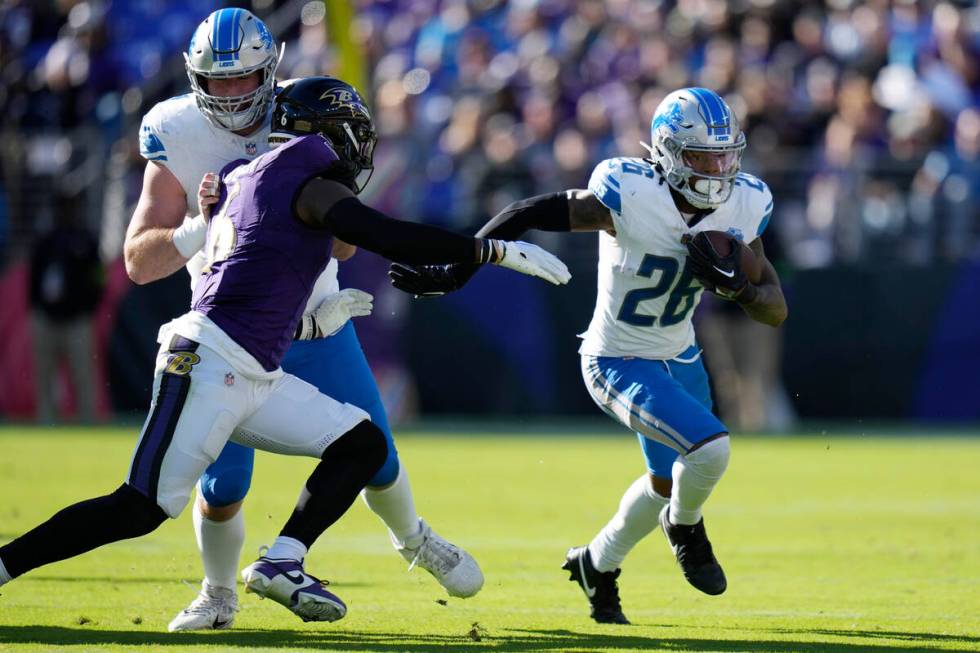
[491,240,571,286]
[295,288,374,340]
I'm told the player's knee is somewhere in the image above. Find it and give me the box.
[367,449,400,488]
[114,484,168,536]
[332,420,388,478]
[200,468,252,507]
[686,435,730,477]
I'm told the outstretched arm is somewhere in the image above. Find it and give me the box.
[474,189,612,238]
[295,178,570,283]
[296,178,484,264]
[389,189,608,296]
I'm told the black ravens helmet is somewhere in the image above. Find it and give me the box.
[270,76,378,193]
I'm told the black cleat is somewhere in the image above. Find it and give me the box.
[659,506,727,595]
[562,546,630,625]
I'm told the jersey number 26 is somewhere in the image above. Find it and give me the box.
[617,254,701,328]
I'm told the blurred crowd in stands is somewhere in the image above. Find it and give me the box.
[1,0,978,425]
[0,0,977,269]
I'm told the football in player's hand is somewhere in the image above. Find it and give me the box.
[700,231,764,284]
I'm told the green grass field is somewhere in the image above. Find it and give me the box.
[0,425,978,652]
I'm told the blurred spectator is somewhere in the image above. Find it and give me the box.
[29,195,104,423]
[698,297,792,433]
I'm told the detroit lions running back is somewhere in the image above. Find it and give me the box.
[390,87,788,624]
[127,8,483,632]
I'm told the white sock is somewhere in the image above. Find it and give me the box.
[670,437,731,525]
[588,475,669,572]
[265,536,308,562]
[362,467,424,548]
[0,557,11,586]
[194,504,246,590]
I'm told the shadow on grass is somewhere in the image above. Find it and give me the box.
[769,628,980,645]
[18,576,372,588]
[0,625,975,652]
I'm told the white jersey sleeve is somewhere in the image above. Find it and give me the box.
[138,104,175,166]
[588,157,667,244]
[730,172,773,243]
[588,158,625,218]
[138,95,216,217]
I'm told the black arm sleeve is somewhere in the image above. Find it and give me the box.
[322,197,479,265]
[474,192,571,239]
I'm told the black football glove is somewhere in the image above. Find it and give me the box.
[388,262,478,297]
[683,232,749,301]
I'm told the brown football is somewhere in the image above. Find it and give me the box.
[701,231,764,284]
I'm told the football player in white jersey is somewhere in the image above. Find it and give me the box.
[390,87,788,624]
[124,8,482,632]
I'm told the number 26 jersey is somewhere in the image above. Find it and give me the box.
[578,157,773,361]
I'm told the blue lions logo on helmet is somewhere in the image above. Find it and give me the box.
[256,20,273,49]
[652,101,688,134]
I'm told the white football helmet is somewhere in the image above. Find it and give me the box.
[645,87,746,209]
[184,8,282,131]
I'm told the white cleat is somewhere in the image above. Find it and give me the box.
[168,581,238,632]
[394,519,484,598]
[241,557,346,623]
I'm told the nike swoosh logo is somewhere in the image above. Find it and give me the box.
[282,571,307,585]
[578,554,596,598]
[713,266,735,278]
[212,618,229,628]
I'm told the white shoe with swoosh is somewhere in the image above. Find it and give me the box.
[393,519,484,598]
[168,581,238,632]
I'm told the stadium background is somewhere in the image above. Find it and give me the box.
[0,0,978,428]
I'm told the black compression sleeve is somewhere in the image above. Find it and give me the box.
[474,192,571,239]
[323,197,480,265]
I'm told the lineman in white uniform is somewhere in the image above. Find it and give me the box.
[127,8,482,632]
[389,87,788,624]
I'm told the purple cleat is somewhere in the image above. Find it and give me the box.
[241,557,346,622]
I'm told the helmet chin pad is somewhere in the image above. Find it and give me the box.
[685,176,735,209]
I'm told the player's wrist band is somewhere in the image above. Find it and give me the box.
[294,313,322,340]
[172,214,207,258]
[477,239,505,264]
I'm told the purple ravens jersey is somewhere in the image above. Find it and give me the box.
[191,135,340,371]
